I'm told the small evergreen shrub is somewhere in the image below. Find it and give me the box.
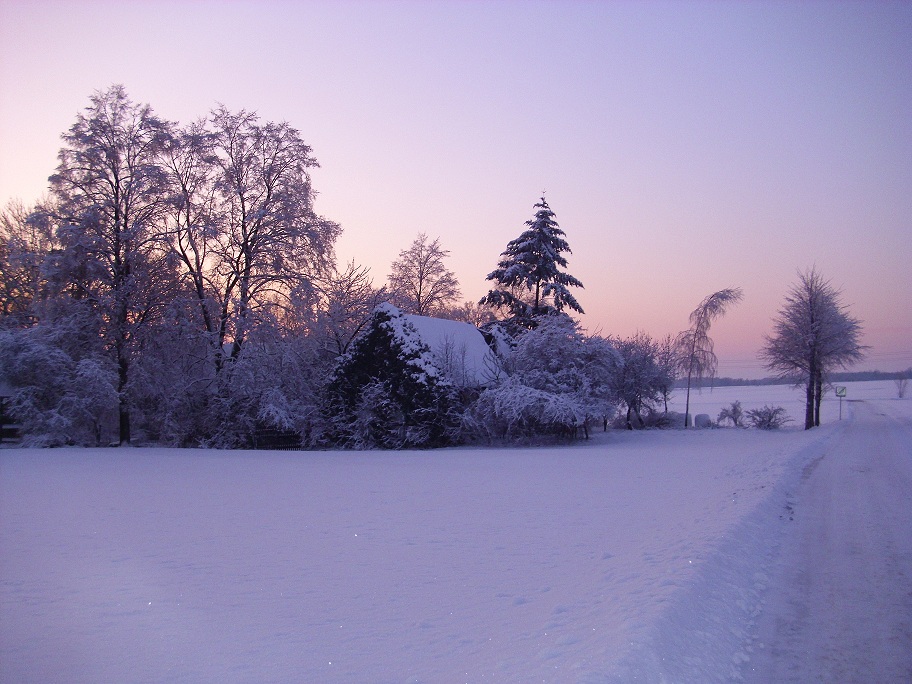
[323,305,460,449]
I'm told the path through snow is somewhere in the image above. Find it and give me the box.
[743,400,912,682]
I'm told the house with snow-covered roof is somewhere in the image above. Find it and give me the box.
[326,304,504,448]
[399,312,502,388]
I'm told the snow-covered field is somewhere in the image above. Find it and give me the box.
[666,378,867,426]
[1,381,908,683]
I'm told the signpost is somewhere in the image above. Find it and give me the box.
[836,385,847,420]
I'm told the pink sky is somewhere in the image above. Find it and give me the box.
[1,0,909,378]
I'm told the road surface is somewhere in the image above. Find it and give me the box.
[745,400,912,682]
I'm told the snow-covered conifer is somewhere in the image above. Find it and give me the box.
[480,198,583,327]
[324,304,459,449]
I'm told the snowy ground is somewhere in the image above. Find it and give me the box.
[1,381,908,683]
[666,378,863,426]
[743,395,912,683]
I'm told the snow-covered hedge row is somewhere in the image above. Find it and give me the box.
[1,304,686,449]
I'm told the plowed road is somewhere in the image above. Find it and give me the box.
[746,401,912,682]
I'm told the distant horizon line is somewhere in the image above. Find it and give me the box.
[687,368,911,388]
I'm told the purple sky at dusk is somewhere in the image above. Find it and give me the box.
[1,0,910,378]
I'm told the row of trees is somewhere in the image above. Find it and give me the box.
[1,86,866,447]
[379,202,868,435]
[1,86,343,446]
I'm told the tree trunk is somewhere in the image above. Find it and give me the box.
[683,333,698,428]
[805,377,815,430]
[814,372,824,427]
[118,352,130,445]
[684,370,693,428]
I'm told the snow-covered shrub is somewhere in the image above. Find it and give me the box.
[124,310,215,445]
[62,358,121,444]
[608,332,673,429]
[0,327,118,446]
[6,387,71,447]
[466,315,617,441]
[640,409,686,429]
[746,405,791,429]
[610,407,685,430]
[201,329,330,449]
[717,400,745,427]
[323,304,460,449]
[466,376,584,441]
[116,301,329,448]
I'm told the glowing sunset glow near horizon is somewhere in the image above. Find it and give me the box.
[1,0,909,378]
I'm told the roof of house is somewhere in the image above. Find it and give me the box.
[401,313,500,387]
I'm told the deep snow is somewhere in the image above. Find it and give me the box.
[1,381,909,682]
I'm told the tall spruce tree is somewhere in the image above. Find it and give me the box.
[480,198,583,327]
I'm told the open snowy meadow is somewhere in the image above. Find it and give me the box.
[2,380,909,682]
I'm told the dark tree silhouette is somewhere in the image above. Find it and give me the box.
[760,268,865,429]
[676,287,743,427]
[388,233,461,317]
[480,197,583,327]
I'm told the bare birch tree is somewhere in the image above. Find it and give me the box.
[164,108,341,371]
[388,233,460,317]
[0,200,58,326]
[314,260,387,357]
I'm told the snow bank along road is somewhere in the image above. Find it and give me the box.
[1,385,909,682]
[743,399,912,683]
